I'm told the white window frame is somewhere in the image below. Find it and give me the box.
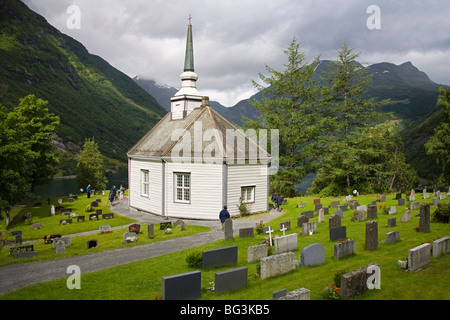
[241,185,255,203]
[140,169,149,197]
[174,172,191,203]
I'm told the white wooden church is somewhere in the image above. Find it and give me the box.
[127,22,272,220]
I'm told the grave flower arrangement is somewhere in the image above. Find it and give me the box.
[255,220,264,234]
[322,283,341,300]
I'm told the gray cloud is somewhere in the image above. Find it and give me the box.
[23,0,450,106]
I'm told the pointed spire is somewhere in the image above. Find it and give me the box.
[184,15,194,72]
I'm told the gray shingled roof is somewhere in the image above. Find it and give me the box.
[127,106,271,161]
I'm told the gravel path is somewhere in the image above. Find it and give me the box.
[0,199,284,295]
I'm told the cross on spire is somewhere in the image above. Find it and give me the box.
[188,14,192,25]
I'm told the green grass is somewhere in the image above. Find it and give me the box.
[1,193,449,300]
[0,194,209,267]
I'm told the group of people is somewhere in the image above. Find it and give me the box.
[85,184,125,204]
[271,193,284,211]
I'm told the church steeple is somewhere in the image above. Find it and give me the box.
[170,17,203,120]
[184,17,194,72]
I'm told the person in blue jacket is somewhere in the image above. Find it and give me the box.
[86,184,91,198]
[219,205,230,231]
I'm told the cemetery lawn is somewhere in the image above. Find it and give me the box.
[1,193,449,300]
[0,194,210,267]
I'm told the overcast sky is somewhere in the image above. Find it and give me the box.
[23,0,450,107]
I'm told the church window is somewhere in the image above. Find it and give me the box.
[175,173,190,203]
[241,186,255,203]
[141,169,149,197]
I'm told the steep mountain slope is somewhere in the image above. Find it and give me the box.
[0,0,166,161]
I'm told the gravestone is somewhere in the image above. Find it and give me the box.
[272,289,287,300]
[215,267,248,293]
[398,198,405,206]
[432,198,440,206]
[334,208,344,218]
[52,236,71,248]
[297,202,306,208]
[301,211,314,219]
[96,209,103,214]
[387,217,396,227]
[173,219,186,230]
[302,221,317,236]
[247,244,268,263]
[32,223,43,229]
[274,233,298,254]
[274,288,310,300]
[352,210,365,222]
[334,239,356,259]
[329,226,346,241]
[55,240,66,254]
[365,221,378,250]
[330,200,340,208]
[440,193,446,200]
[408,243,431,271]
[239,227,254,238]
[318,208,325,223]
[59,218,72,225]
[202,246,237,269]
[314,198,321,205]
[433,236,450,257]
[89,213,99,221]
[300,243,325,267]
[129,224,141,234]
[410,201,421,210]
[14,233,22,245]
[419,204,430,232]
[386,231,400,243]
[423,192,429,199]
[148,224,154,237]
[395,193,402,200]
[367,205,377,219]
[223,218,233,240]
[50,205,55,216]
[279,221,291,231]
[260,252,296,279]
[87,239,98,249]
[77,215,85,222]
[389,206,396,214]
[314,204,322,211]
[162,271,201,300]
[340,203,349,211]
[123,232,137,244]
[401,211,411,222]
[102,213,114,219]
[323,207,329,215]
[340,263,380,299]
[297,215,309,228]
[99,225,111,233]
[379,194,386,202]
[90,201,98,208]
[357,205,367,213]
[329,214,341,229]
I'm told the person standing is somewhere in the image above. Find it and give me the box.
[219,205,230,231]
[86,184,91,198]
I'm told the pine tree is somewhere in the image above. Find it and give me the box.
[425,87,450,186]
[312,43,389,194]
[244,38,322,197]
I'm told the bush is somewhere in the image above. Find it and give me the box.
[185,250,202,268]
[432,203,450,223]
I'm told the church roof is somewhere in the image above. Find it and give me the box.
[127,106,271,162]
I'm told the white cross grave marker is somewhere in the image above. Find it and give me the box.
[266,226,274,246]
[280,225,287,236]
